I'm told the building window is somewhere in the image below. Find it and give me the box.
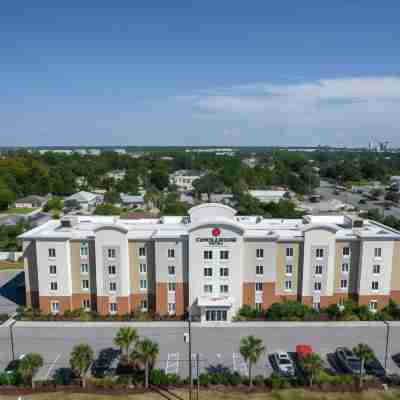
[140,299,148,312]
[256,265,264,275]
[341,263,349,273]
[285,264,293,275]
[340,279,348,289]
[168,303,176,314]
[314,281,322,292]
[50,281,58,292]
[168,266,176,275]
[374,248,382,258]
[220,250,229,260]
[315,265,323,275]
[168,282,176,292]
[168,248,175,259]
[139,247,146,257]
[373,265,381,274]
[109,303,118,314]
[220,267,229,277]
[256,248,264,259]
[255,303,262,312]
[338,297,345,308]
[369,300,378,311]
[371,281,379,291]
[108,265,116,275]
[286,247,294,257]
[51,301,60,314]
[284,280,292,291]
[313,302,320,311]
[48,248,56,258]
[108,249,116,259]
[220,285,229,294]
[49,265,57,275]
[204,267,213,277]
[342,247,351,257]
[82,279,89,290]
[140,279,148,290]
[255,282,263,292]
[80,242,89,257]
[82,299,90,310]
[203,284,213,294]
[109,282,117,292]
[204,250,213,260]
[139,263,147,274]
[316,249,324,259]
[81,263,89,274]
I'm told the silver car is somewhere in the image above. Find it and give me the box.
[272,351,295,377]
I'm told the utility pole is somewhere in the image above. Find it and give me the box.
[196,352,200,400]
[9,320,16,361]
[384,320,390,371]
[188,311,192,400]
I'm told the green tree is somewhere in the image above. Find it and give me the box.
[18,353,43,388]
[352,343,375,387]
[131,338,159,389]
[239,335,265,387]
[0,186,16,211]
[114,327,138,363]
[69,343,94,387]
[94,203,121,215]
[301,353,323,386]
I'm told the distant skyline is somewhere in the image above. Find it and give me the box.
[1,2,400,147]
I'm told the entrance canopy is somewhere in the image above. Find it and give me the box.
[197,296,233,308]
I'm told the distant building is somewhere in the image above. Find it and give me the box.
[169,170,206,192]
[14,195,47,209]
[390,176,400,192]
[249,190,289,204]
[208,193,235,206]
[105,170,126,181]
[242,157,258,168]
[120,193,144,208]
[64,191,103,211]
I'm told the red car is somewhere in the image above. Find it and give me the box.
[296,344,313,360]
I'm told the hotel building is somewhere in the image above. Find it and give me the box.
[20,203,400,322]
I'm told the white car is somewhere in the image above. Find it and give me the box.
[272,351,295,377]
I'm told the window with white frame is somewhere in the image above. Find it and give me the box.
[204,267,213,277]
[316,248,324,259]
[108,265,116,275]
[284,280,292,291]
[81,263,89,274]
[220,285,229,294]
[220,267,229,277]
[203,250,213,260]
[315,264,323,275]
[168,282,176,292]
[203,284,213,294]
[373,264,381,274]
[168,266,176,276]
[285,264,293,275]
[256,265,264,275]
[109,302,117,313]
[372,281,379,291]
[139,247,146,257]
[107,248,116,259]
[51,301,60,313]
[140,279,147,290]
[109,282,117,292]
[313,302,320,311]
[314,281,322,292]
[340,279,348,289]
[140,299,148,312]
[286,247,294,257]
[374,248,382,258]
[369,300,378,311]
[48,248,56,258]
[168,248,175,258]
[82,279,89,290]
[255,302,262,311]
[168,303,176,313]
[82,299,90,310]
[49,265,57,275]
[255,282,263,292]
[80,242,89,257]
[139,263,147,274]
[341,263,349,273]
[342,247,351,257]
[338,297,345,308]
[50,281,58,292]
[220,250,229,260]
[256,248,264,259]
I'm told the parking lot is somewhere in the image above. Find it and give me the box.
[1,321,400,380]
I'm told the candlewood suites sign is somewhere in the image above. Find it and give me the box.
[195,227,237,245]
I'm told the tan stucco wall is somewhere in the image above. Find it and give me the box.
[391,241,400,291]
[276,242,299,295]
[129,241,140,293]
[70,240,84,294]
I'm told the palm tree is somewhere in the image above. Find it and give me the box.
[301,353,323,387]
[131,338,159,389]
[70,343,94,388]
[18,353,44,388]
[353,343,375,388]
[114,327,138,363]
[239,335,266,388]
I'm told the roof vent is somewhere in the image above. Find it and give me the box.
[60,216,78,228]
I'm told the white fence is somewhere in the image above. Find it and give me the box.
[0,252,23,262]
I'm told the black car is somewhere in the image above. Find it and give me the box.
[365,356,386,378]
[334,347,362,375]
[91,348,121,378]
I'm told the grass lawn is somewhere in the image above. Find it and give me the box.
[0,259,24,270]
[1,207,38,215]
[1,389,400,400]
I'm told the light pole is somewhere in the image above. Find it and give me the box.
[187,309,192,400]
[383,320,390,371]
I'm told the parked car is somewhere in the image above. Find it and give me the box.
[296,344,313,360]
[5,354,26,375]
[271,351,295,377]
[365,356,386,378]
[334,347,362,374]
[91,348,120,378]
[359,199,367,204]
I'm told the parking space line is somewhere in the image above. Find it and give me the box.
[233,352,248,376]
[165,352,179,375]
[45,353,61,380]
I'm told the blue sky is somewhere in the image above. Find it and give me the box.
[1,2,400,147]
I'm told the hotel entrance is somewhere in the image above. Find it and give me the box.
[205,308,228,322]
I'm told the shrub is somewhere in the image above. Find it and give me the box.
[266,372,292,389]
[236,305,264,320]
[252,375,265,386]
[53,367,75,385]
[266,300,318,321]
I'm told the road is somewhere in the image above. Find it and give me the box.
[1,321,400,380]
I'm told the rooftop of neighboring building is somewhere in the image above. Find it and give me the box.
[15,195,47,204]
[65,191,99,203]
[170,169,206,178]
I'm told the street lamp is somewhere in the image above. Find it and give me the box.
[383,320,390,371]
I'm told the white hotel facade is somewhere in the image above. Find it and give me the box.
[20,203,400,322]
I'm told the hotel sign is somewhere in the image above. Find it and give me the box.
[195,228,237,245]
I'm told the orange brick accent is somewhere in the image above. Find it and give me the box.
[262,282,281,309]
[175,282,188,316]
[391,291,400,303]
[26,290,39,309]
[97,296,109,315]
[358,295,389,310]
[156,283,167,315]
[117,296,130,315]
[302,296,313,307]
[243,283,255,307]
[131,293,152,312]
[39,296,71,314]
[71,294,92,310]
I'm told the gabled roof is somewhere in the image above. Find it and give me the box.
[66,191,97,203]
